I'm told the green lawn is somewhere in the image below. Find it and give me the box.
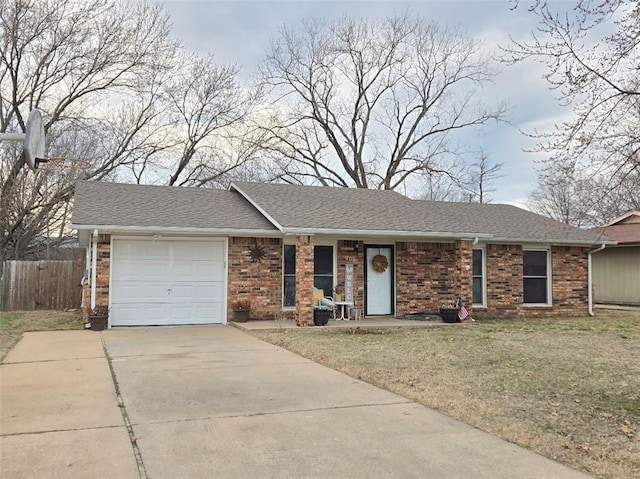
[253,310,640,479]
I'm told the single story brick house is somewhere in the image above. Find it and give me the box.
[71,181,612,327]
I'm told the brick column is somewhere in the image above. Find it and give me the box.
[486,244,523,317]
[295,234,314,327]
[454,240,473,312]
[82,284,91,323]
[96,234,111,308]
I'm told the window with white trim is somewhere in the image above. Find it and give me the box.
[283,245,296,307]
[472,248,485,305]
[314,245,334,297]
[282,244,335,307]
[523,250,550,304]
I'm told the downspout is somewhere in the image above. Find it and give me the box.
[465,238,480,308]
[587,243,606,316]
[81,239,90,308]
[90,229,98,310]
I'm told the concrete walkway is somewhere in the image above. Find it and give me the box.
[0,331,139,479]
[2,326,594,479]
[232,316,455,331]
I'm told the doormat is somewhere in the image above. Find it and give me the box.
[399,311,443,321]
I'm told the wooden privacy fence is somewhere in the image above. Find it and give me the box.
[1,260,84,311]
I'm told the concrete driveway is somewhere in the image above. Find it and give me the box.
[2,326,594,479]
[0,331,139,479]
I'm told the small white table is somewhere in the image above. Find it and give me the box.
[334,301,354,320]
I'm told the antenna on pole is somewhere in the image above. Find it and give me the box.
[0,109,46,170]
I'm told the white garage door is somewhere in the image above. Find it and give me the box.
[110,238,226,326]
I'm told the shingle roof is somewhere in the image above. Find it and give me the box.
[589,224,640,245]
[231,181,431,232]
[71,181,277,232]
[605,210,640,227]
[412,200,610,244]
[71,180,609,245]
[231,181,607,245]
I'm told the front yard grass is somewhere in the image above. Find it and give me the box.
[0,310,83,362]
[252,310,640,479]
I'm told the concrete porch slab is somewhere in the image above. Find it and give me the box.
[232,317,465,331]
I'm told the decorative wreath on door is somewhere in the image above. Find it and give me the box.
[371,254,388,273]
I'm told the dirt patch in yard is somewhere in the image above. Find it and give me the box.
[253,311,640,479]
[0,310,83,361]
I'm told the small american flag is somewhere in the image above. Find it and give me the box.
[458,303,470,321]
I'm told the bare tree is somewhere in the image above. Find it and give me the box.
[528,167,594,226]
[259,14,506,190]
[503,1,639,196]
[0,0,178,259]
[0,0,260,260]
[161,55,260,187]
[418,152,502,203]
[460,152,503,203]
[529,164,640,227]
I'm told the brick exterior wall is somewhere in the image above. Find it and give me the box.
[453,240,473,312]
[336,240,365,309]
[549,245,589,316]
[81,283,90,323]
[227,237,282,322]
[396,241,589,319]
[396,241,472,315]
[483,244,523,317]
[473,244,590,318]
[96,235,111,308]
[295,235,314,326]
[82,233,590,325]
[82,234,111,324]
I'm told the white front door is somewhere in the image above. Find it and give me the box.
[110,238,226,326]
[365,246,394,315]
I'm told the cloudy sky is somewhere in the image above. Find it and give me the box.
[158,0,569,206]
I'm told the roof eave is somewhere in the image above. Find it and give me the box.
[487,236,618,246]
[283,227,493,240]
[71,224,282,237]
[604,210,640,227]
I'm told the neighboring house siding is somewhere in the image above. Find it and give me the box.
[592,247,640,305]
[227,237,283,322]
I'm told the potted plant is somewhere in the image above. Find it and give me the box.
[88,305,109,331]
[313,306,331,326]
[439,302,461,323]
[233,300,251,322]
